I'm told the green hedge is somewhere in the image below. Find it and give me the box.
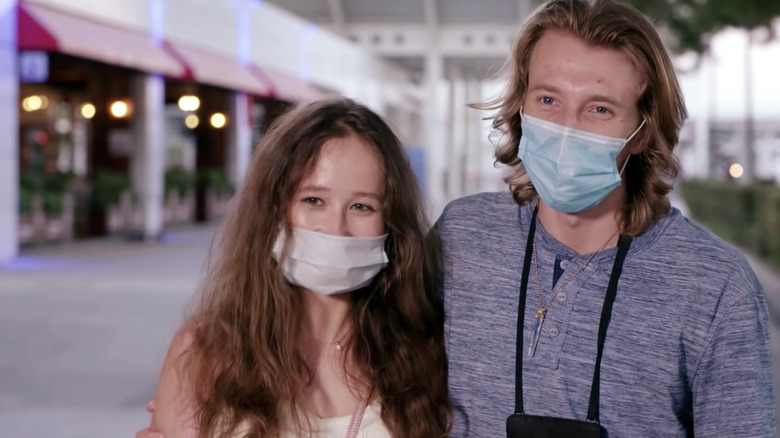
[198,169,233,195]
[165,169,195,198]
[42,192,65,215]
[19,187,33,214]
[20,172,45,194]
[94,170,131,207]
[680,179,780,269]
[19,171,73,215]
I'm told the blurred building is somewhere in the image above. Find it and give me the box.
[6,0,779,267]
[679,118,780,182]
[264,0,535,208]
[1,0,525,265]
[6,0,512,264]
[674,23,780,184]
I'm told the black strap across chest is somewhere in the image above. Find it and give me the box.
[514,207,632,422]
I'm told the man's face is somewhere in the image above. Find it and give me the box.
[523,29,644,155]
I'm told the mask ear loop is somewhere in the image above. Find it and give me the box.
[627,118,646,142]
[620,119,646,176]
[620,155,631,175]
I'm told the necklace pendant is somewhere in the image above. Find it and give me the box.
[528,308,546,357]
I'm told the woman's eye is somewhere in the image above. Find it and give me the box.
[595,106,611,115]
[303,197,322,205]
[541,96,555,105]
[352,203,375,212]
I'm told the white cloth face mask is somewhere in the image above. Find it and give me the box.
[272,227,389,295]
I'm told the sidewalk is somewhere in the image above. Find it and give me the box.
[1,207,779,437]
[0,224,218,438]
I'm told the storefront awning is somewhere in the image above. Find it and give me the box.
[17,2,187,78]
[163,42,273,97]
[250,66,326,103]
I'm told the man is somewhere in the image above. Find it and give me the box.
[437,0,776,436]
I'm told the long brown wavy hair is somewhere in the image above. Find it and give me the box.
[479,0,688,236]
[178,98,450,437]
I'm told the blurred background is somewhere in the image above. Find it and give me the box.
[0,0,779,436]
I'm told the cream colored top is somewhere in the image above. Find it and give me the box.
[283,401,390,438]
[227,402,392,438]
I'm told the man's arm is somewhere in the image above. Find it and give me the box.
[691,289,776,437]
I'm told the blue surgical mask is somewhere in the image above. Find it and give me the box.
[517,113,645,213]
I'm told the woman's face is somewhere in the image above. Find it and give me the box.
[288,133,386,237]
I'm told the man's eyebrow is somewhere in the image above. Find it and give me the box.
[528,84,561,94]
[528,83,624,108]
[586,93,624,107]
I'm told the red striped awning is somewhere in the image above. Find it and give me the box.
[17,2,186,78]
[163,41,273,97]
[249,65,326,103]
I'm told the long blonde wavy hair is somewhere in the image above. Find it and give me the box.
[481,0,688,236]
[179,98,450,437]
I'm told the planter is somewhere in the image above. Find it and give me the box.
[18,193,75,245]
[164,189,195,225]
[44,217,66,240]
[18,216,35,244]
[205,188,233,220]
[105,190,142,234]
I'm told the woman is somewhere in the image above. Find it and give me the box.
[140,98,450,438]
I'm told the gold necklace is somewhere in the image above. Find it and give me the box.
[527,225,620,357]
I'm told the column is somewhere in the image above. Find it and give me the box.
[465,77,485,195]
[693,119,710,179]
[449,70,467,200]
[741,34,755,184]
[0,0,19,264]
[395,106,413,146]
[365,75,386,117]
[131,73,165,241]
[424,52,448,220]
[227,91,251,189]
[702,54,717,178]
[690,58,712,179]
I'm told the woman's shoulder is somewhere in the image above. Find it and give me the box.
[149,323,201,436]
